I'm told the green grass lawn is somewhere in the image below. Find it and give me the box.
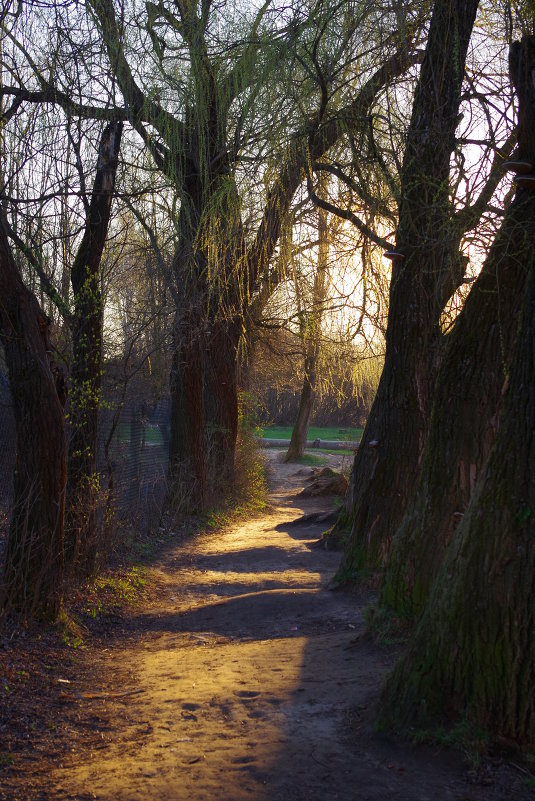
[257,425,362,441]
[292,453,330,466]
[116,424,164,445]
[115,422,361,448]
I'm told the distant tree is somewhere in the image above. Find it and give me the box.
[284,179,330,461]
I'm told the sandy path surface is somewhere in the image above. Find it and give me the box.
[44,453,530,801]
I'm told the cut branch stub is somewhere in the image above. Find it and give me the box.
[514,174,535,189]
[503,160,533,173]
[384,250,405,261]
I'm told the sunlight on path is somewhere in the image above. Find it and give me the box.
[50,455,493,801]
[64,636,308,801]
[52,457,372,801]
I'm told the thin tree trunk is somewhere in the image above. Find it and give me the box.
[66,121,123,573]
[284,354,317,461]
[285,184,328,462]
[0,219,66,619]
[335,0,480,578]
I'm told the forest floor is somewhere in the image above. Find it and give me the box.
[1,451,534,801]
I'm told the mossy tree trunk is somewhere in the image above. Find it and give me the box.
[202,175,245,493]
[165,10,244,508]
[167,144,242,510]
[380,34,535,747]
[0,218,66,619]
[167,138,210,511]
[336,0,480,579]
[167,210,208,512]
[66,121,123,574]
[382,54,535,615]
[381,382,535,744]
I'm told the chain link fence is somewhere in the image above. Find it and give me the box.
[0,374,15,538]
[98,395,171,534]
[0,370,172,551]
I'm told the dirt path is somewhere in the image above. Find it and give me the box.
[38,453,532,800]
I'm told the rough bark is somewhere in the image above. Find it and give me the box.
[168,307,207,512]
[166,29,239,507]
[167,214,242,508]
[0,219,66,619]
[381,382,535,745]
[204,318,240,491]
[380,33,535,748]
[202,175,245,493]
[381,34,535,615]
[335,0,480,578]
[169,239,242,507]
[379,264,535,729]
[166,109,210,509]
[66,121,123,573]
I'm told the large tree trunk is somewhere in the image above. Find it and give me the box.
[380,32,535,749]
[66,121,122,573]
[204,318,240,492]
[168,113,243,505]
[170,310,241,510]
[168,307,207,512]
[381,50,535,615]
[166,132,209,511]
[0,220,66,619]
[335,0,480,579]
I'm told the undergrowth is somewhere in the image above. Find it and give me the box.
[203,411,268,529]
[363,603,413,646]
[63,565,148,640]
[409,718,491,768]
[60,395,268,634]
